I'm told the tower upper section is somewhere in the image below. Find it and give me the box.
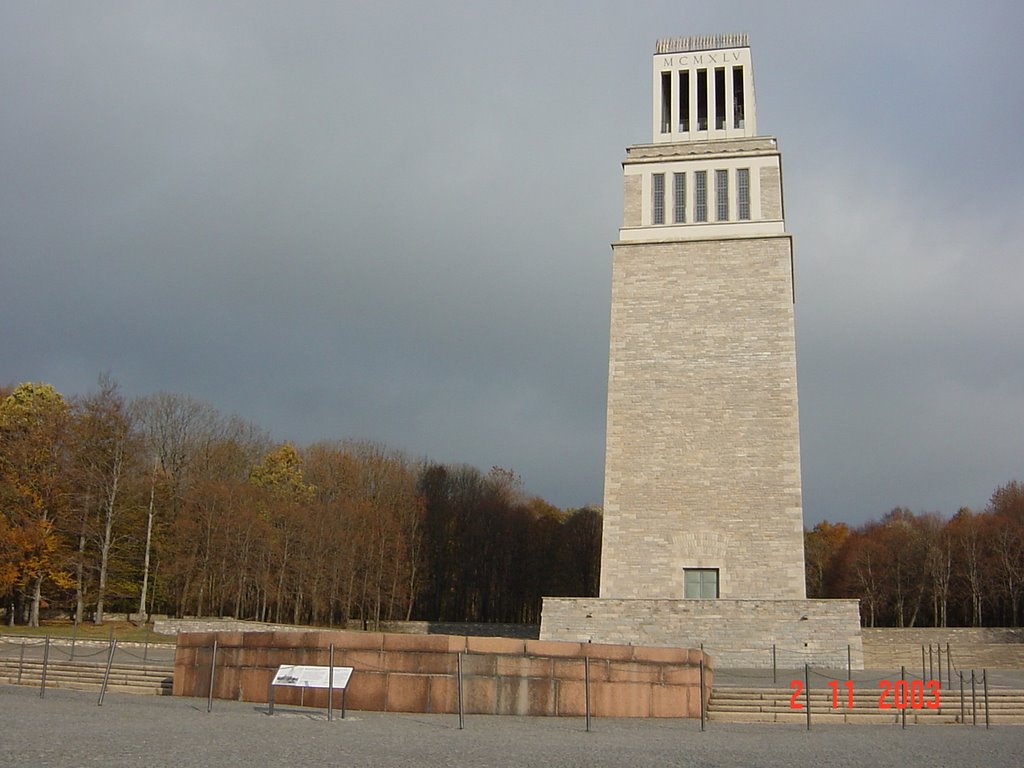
[652,33,757,143]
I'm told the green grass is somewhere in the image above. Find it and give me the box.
[0,620,174,644]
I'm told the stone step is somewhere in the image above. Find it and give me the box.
[708,687,1024,724]
[0,658,173,695]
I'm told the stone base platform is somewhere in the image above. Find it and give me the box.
[173,630,712,718]
[540,598,863,669]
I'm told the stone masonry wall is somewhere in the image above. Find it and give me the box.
[540,598,864,669]
[601,235,805,600]
[173,630,712,719]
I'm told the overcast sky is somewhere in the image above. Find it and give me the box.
[2,2,1022,527]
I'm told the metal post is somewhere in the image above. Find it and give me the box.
[327,644,335,722]
[901,665,906,730]
[206,639,218,713]
[40,637,50,698]
[847,644,852,682]
[772,644,777,685]
[921,646,926,683]
[70,622,78,661]
[17,643,25,684]
[699,656,706,732]
[937,643,942,690]
[457,651,465,730]
[983,669,989,730]
[143,624,150,664]
[971,670,977,726]
[928,644,934,681]
[804,663,811,731]
[584,656,592,733]
[959,671,964,724]
[98,639,117,706]
[947,643,952,691]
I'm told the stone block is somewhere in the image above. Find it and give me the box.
[385,673,430,713]
[466,636,526,655]
[524,640,582,658]
[427,675,458,714]
[591,681,650,718]
[383,633,452,653]
[461,677,497,715]
[347,670,387,711]
[651,685,689,718]
[496,656,553,679]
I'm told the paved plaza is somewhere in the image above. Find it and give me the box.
[2,684,1022,768]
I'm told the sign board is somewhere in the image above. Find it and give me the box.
[272,665,353,689]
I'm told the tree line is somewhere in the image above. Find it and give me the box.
[805,481,1024,627]
[0,379,601,627]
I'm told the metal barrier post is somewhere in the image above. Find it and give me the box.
[206,639,218,713]
[143,625,150,664]
[928,644,934,680]
[327,644,335,722]
[947,643,952,690]
[983,669,989,730]
[847,645,851,681]
[804,663,811,731]
[584,656,592,733]
[901,666,906,730]
[17,643,25,684]
[971,670,977,726]
[98,639,117,706]
[959,671,965,724]
[920,646,926,683]
[772,644,776,685]
[699,656,706,732]
[457,651,465,730]
[937,644,942,689]
[70,622,78,661]
[40,637,50,698]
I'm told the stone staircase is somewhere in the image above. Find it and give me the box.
[0,657,173,696]
[708,684,1024,724]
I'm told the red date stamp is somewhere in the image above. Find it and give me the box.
[789,679,941,710]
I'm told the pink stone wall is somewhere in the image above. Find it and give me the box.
[173,630,712,718]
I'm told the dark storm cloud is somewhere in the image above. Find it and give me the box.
[2,1,1022,523]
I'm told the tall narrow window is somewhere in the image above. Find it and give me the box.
[684,568,719,599]
[694,170,707,222]
[696,69,708,131]
[716,169,728,221]
[732,66,745,128]
[673,172,686,223]
[737,168,750,220]
[714,68,726,130]
[660,72,672,134]
[652,173,665,225]
[678,70,690,132]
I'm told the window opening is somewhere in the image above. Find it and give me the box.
[714,68,726,130]
[684,568,719,599]
[737,168,750,220]
[678,70,690,132]
[732,66,745,128]
[660,72,672,134]
[652,173,665,225]
[716,169,728,221]
[673,172,686,223]
[696,69,708,131]
[694,170,707,222]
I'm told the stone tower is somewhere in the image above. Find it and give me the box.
[599,33,807,601]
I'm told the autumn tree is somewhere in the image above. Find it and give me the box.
[0,382,73,625]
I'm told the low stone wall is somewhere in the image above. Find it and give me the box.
[540,598,863,669]
[173,630,711,718]
[862,628,1024,645]
[155,617,538,639]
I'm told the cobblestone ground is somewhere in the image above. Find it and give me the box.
[2,685,1023,768]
